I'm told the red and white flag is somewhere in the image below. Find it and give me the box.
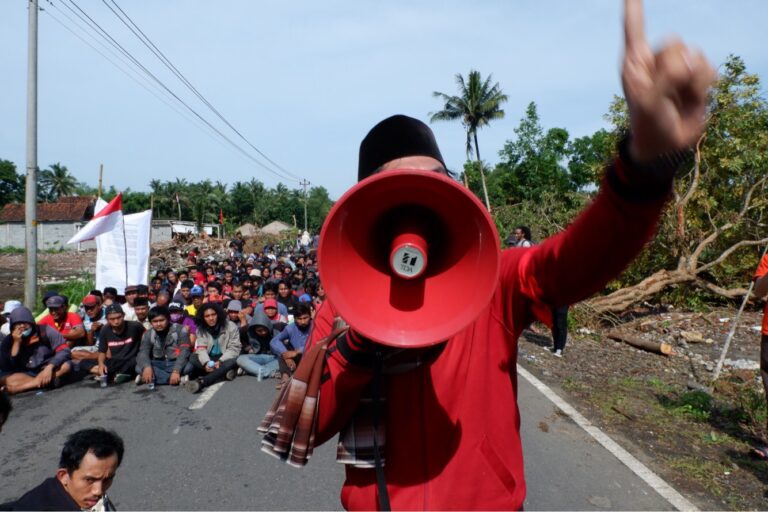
[67,193,123,244]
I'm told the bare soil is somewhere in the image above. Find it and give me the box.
[519,307,768,510]
[0,251,96,302]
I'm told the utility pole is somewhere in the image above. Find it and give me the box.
[98,163,103,197]
[300,179,309,232]
[24,0,38,308]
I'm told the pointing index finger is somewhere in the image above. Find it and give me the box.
[624,0,649,53]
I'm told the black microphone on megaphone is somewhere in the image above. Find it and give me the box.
[318,169,500,348]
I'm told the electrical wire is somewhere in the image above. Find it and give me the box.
[54,0,300,184]
[104,0,303,182]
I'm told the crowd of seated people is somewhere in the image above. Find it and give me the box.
[0,239,323,397]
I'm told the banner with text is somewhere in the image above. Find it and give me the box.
[94,199,152,293]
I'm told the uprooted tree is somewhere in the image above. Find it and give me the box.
[477,55,768,315]
[589,55,768,314]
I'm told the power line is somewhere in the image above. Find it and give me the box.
[52,0,300,184]
[103,0,303,182]
[43,1,210,135]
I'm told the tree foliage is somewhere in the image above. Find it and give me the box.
[431,70,508,211]
[0,160,333,234]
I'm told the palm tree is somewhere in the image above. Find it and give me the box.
[430,70,508,211]
[39,163,78,201]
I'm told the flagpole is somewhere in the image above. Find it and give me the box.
[122,214,129,288]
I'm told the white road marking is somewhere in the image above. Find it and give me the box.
[188,382,225,410]
[517,364,698,512]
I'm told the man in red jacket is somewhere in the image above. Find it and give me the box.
[274,1,715,509]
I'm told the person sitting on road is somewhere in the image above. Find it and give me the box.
[1,300,23,338]
[121,285,139,322]
[254,282,289,316]
[168,301,197,347]
[184,303,241,394]
[39,295,86,348]
[70,295,104,366]
[261,299,287,333]
[174,279,194,306]
[133,298,151,331]
[270,302,313,389]
[95,304,144,385]
[102,287,118,307]
[0,307,72,395]
[185,286,204,318]
[236,309,279,380]
[135,306,191,387]
[277,280,300,317]
[0,427,124,511]
[153,288,171,309]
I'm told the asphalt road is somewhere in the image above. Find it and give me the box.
[0,369,679,510]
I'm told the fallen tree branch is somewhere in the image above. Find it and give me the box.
[606,331,673,356]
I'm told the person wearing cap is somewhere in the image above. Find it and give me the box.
[266,3,716,507]
[122,285,139,322]
[69,295,105,365]
[135,306,191,387]
[168,301,197,346]
[1,300,23,338]
[186,285,205,318]
[260,299,287,333]
[38,296,86,348]
[95,304,144,384]
[225,300,250,329]
[254,282,289,317]
[133,298,151,331]
[0,307,72,395]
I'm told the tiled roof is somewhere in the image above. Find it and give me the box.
[0,196,96,223]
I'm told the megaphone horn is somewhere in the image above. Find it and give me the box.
[318,169,500,348]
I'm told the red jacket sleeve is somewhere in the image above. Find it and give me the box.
[510,158,670,318]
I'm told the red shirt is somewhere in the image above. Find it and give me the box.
[753,254,768,334]
[39,312,83,336]
[305,172,667,510]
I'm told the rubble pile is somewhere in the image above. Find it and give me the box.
[150,232,293,270]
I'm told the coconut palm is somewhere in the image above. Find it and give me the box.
[39,163,78,201]
[430,70,508,211]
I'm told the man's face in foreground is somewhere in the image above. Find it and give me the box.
[56,451,119,509]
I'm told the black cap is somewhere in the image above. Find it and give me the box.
[105,303,124,316]
[358,115,446,182]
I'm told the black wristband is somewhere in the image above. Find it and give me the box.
[606,135,692,202]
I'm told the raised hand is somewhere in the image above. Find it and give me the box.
[622,0,716,162]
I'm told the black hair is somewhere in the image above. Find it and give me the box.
[89,290,104,298]
[295,302,312,318]
[515,225,532,242]
[262,281,278,295]
[148,305,170,321]
[180,279,194,289]
[133,297,149,307]
[59,428,124,474]
[195,303,227,333]
[303,278,318,297]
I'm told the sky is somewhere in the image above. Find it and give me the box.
[1,0,766,200]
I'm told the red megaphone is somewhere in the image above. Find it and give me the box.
[318,169,500,348]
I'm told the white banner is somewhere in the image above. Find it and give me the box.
[95,204,152,294]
